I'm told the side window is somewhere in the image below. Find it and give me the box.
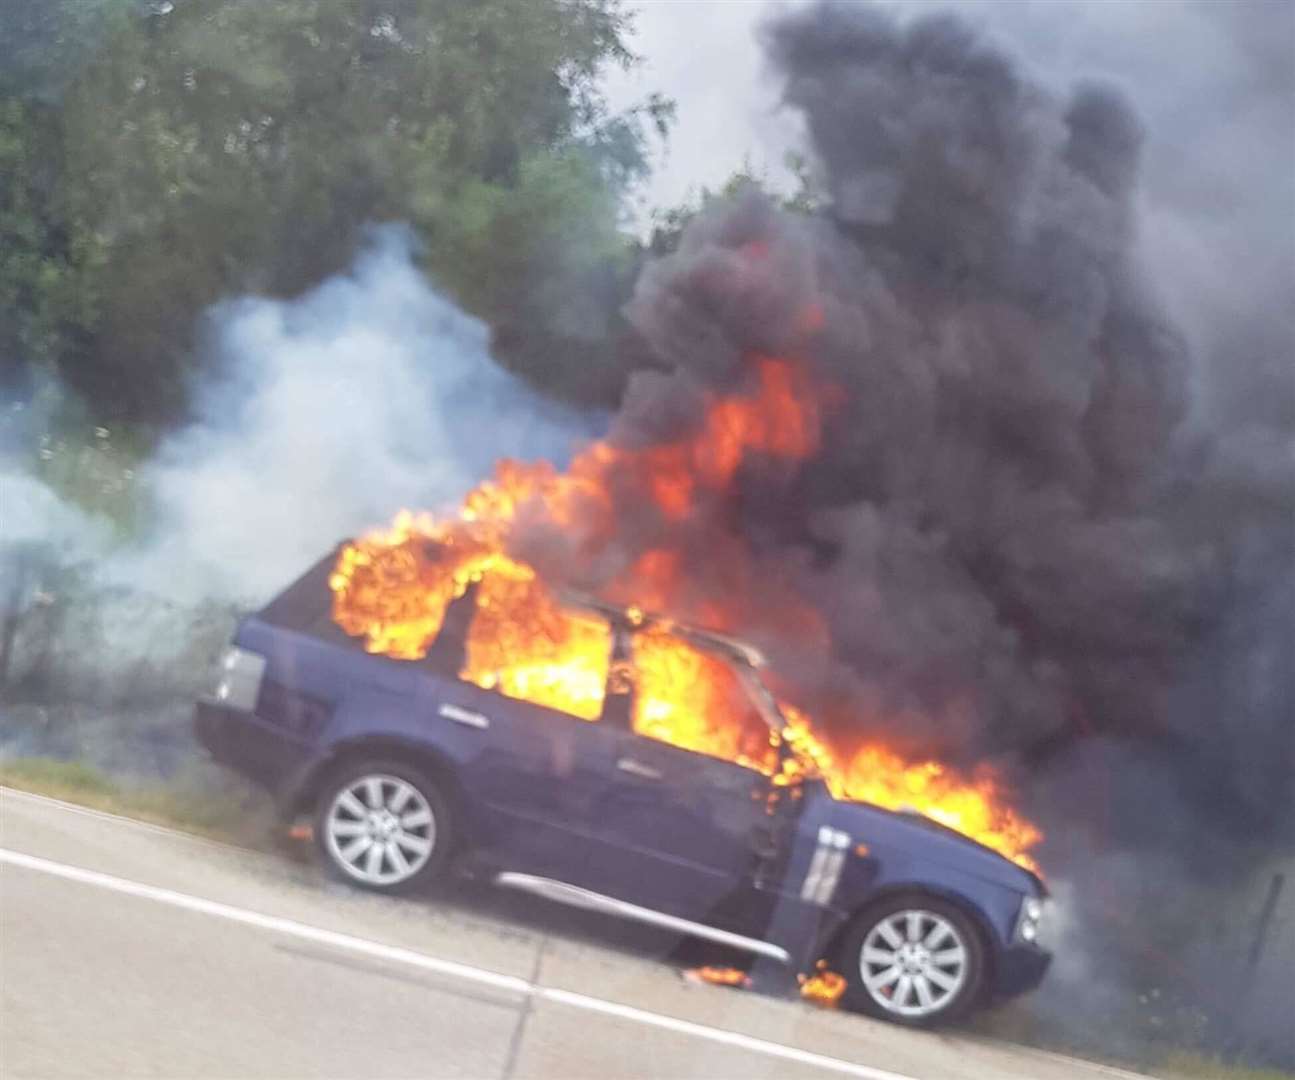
[629,629,777,771]
[456,572,610,722]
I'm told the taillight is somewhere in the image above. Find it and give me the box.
[207,645,266,712]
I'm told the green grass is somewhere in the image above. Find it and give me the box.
[1157,1052,1294,1080]
[0,756,273,847]
[972,990,1293,1080]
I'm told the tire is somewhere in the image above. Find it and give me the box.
[314,759,451,895]
[837,894,986,1027]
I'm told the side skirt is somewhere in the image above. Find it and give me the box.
[493,871,791,964]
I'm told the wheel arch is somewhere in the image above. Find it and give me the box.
[291,736,466,826]
[820,884,999,997]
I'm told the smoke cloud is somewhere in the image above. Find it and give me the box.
[2,227,590,770]
[619,0,1293,852]
[122,225,594,604]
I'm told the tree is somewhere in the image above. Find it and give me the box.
[0,0,137,100]
[17,0,670,423]
[0,97,102,402]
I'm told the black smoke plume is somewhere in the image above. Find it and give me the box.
[624,0,1293,854]
[616,1,1292,1061]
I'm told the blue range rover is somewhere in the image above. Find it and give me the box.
[196,550,1050,1026]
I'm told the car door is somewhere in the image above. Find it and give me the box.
[581,628,785,922]
[412,587,621,883]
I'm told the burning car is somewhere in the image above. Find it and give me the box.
[195,545,1051,1027]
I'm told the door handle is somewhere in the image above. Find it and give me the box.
[439,703,490,729]
[616,757,663,781]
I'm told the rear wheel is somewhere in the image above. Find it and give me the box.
[838,895,985,1027]
[314,760,450,894]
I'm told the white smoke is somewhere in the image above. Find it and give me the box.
[2,227,595,720]
[117,225,594,604]
[0,472,109,555]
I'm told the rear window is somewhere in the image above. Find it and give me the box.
[257,547,355,645]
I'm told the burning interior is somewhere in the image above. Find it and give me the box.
[328,352,1043,872]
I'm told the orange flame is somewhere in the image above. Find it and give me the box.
[329,356,1044,872]
[799,961,848,1007]
[685,966,752,989]
[687,962,848,1006]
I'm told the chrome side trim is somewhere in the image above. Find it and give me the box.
[439,703,490,729]
[493,872,791,964]
[615,757,664,781]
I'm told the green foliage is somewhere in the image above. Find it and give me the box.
[1158,1052,1294,1080]
[0,379,146,533]
[0,0,137,99]
[427,148,640,403]
[33,424,145,531]
[0,98,87,392]
[2,0,671,425]
[0,756,118,798]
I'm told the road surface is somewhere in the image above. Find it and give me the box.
[0,786,1152,1079]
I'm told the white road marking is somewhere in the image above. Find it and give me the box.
[0,846,914,1080]
[538,987,916,1080]
[0,847,530,995]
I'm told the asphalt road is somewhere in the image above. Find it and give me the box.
[0,787,1153,1080]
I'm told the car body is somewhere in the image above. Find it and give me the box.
[195,549,1050,1025]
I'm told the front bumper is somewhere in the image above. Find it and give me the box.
[991,943,1052,999]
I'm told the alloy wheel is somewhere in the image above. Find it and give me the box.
[858,908,969,1019]
[322,773,437,887]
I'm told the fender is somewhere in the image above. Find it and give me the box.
[279,686,475,819]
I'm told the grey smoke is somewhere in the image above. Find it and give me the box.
[0,473,108,556]
[3,228,591,768]
[120,226,594,604]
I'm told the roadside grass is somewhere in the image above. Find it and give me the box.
[974,1008,1293,1080]
[0,755,275,848]
[1157,1052,1294,1080]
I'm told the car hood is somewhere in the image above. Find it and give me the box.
[824,794,1045,894]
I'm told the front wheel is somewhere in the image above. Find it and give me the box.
[838,895,985,1027]
[314,760,450,895]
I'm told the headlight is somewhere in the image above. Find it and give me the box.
[1015,895,1047,944]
